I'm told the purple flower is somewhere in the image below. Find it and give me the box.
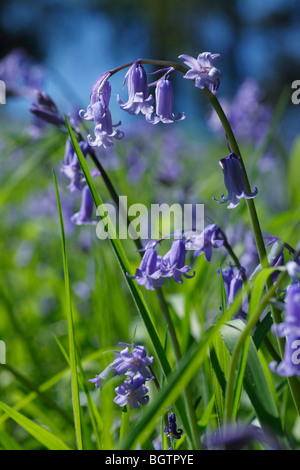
[179,52,222,93]
[89,344,154,389]
[269,283,300,377]
[271,283,300,339]
[80,74,124,148]
[218,263,246,318]
[61,137,90,192]
[213,153,258,209]
[30,90,65,127]
[117,61,154,118]
[160,239,195,284]
[79,73,112,121]
[127,247,164,291]
[71,185,96,225]
[87,100,124,148]
[147,73,185,124]
[114,373,150,409]
[193,224,225,261]
[164,412,183,448]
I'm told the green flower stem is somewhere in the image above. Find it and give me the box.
[202,87,300,419]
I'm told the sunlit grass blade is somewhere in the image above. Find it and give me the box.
[53,171,83,450]
[0,401,71,450]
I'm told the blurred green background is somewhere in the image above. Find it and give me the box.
[0,0,300,450]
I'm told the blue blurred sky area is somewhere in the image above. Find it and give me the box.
[0,0,300,134]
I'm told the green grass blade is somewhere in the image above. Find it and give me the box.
[221,319,283,433]
[53,334,103,449]
[0,401,71,450]
[53,171,83,450]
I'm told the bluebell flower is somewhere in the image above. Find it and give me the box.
[80,74,124,148]
[117,61,154,118]
[79,73,112,121]
[164,412,183,448]
[127,247,164,290]
[89,343,154,389]
[192,224,225,261]
[30,90,65,127]
[114,373,150,409]
[87,99,124,148]
[71,185,96,226]
[218,263,246,319]
[147,72,185,124]
[269,283,300,377]
[213,153,258,209]
[179,52,222,93]
[61,137,90,193]
[160,239,195,283]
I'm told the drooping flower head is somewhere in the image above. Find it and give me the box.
[89,343,154,389]
[117,61,154,118]
[217,263,247,320]
[114,373,150,409]
[61,137,90,193]
[164,411,183,448]
[79,72,112,121]
[147,68,185,124]
[179,52,222,93]
[213,152,258,209]
[89,343,153,409]
[159,239,195,283]
[80,73,124,148]
[127,246,164,291]
[71,184,96,226]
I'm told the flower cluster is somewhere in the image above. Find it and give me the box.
[128,238,195,291]
[89,343,154,409]
[80,52,221,150]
